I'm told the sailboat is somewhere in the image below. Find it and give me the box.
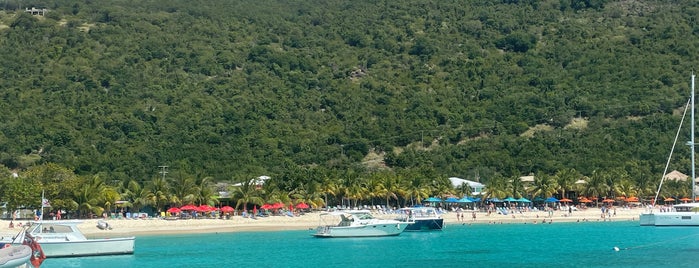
[640,74,699,226]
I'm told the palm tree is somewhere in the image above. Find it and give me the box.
[121,179,152,213]
[169,175,198,206]
[230,178,264,212]
[194,176,218,206]
[555,168,579,199]
[483,176,508,200]
[508,176,525,198]
[146,176,171,213]
[582,170,610,207]
[317,174,338,210]
[530,172,557,199]
[72,175,107,218]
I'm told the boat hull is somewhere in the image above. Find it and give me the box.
[404,219,444,231]
[651,213,699,226]
[37,237,135,258]
[313,223,407,238]
[639,213,655,226]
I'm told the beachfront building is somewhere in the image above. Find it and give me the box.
[448,177,484,196]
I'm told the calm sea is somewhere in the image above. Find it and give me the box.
[42,220,699,268]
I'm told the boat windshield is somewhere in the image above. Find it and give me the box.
[353,213,374,220]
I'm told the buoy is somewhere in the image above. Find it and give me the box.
[613,247,620,252]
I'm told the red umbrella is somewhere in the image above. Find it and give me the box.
[272,202,285,209]
[559,198,573,203]
[180,204,197,211]
[260,204,273,210]
[295,203,310,209]
[602,199,615,203]
[220,206,235,213]
[167,207,181,213]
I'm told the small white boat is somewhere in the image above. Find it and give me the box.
[0,245,32,268]
[313,210,410,238]
[10,220,134,257]
[396,207,444,231]
[0,232,45,268]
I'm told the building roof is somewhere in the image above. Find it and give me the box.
[448,177,484,189]
[665,170,689,181]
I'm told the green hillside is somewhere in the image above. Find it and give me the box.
[0,0,698,208]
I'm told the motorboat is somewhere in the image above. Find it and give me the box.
[313,210,410,238]
[396,207,444,231]
[8,220,134,257]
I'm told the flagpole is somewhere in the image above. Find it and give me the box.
[41,190,44,222]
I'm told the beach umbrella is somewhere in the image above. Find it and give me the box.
[504,197,517,202]
[680,197,691,203]
[664,197,676,202]
[457,197,473,203]
[545,197,559,203]
[272,202,285,209]
[533,197,545,202]
[167,207,181,213]
[425,197,443,202]
[295,203,310,209]
[220,206,235,213]
[488,198,502,202]
[517,197,531,203]
[559,198,573,203]
[625,196,639,202]
[445,197,459,203]
[602,199,615,203]
[579,198,593,203]
[180,204,197,211]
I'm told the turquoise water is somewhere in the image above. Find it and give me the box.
[41,220,699,268]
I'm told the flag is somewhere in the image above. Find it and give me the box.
[42,198,51,207]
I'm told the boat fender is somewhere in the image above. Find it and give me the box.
[1,243,9,248]
[396,223,400,229]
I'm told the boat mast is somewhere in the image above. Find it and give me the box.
[692,73,696,201]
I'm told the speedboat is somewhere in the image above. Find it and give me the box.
[8,220,134,257]
[313,210,410,238]
[396,207,444,231]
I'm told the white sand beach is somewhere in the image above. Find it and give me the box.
[0,207,644,238]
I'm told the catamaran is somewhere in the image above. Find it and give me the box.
[640,74,699,226]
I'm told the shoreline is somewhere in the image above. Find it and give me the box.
[0,207,644,238]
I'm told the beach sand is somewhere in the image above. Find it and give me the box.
[0,207,643,238]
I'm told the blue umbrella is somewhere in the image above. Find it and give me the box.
[489,198,502,202]
[457,197,473,203]
[504,197,517,202]
[445,197,459,202]
[517,197,531,203]
[545,197,559,203]
[424,197,443,202]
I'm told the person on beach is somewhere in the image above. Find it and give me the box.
[472,211,476,221]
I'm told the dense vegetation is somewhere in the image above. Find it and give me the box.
[1,0,698,216]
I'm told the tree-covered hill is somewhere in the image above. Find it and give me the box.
[0,0,697,187]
